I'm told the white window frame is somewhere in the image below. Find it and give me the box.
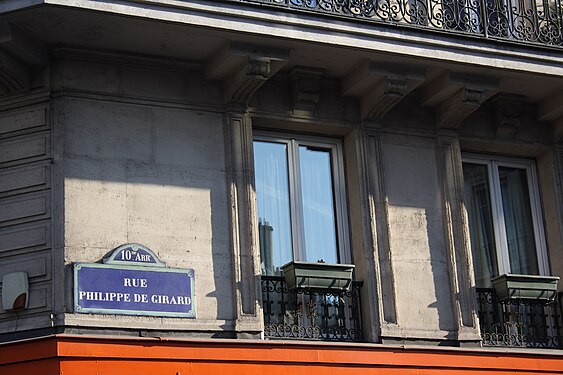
[462,153,550,276]
[253,131,351,265]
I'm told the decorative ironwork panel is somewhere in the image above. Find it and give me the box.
[232,0,563,47]
[476,288,563,348]
[261,276,363,341]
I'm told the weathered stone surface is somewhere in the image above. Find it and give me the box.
[0,191,50,226]
[62,97,233,323]
[0,107,46,136]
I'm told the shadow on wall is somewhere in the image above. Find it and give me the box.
[381,137,456,338]
[425,207,457,334]
[62,99,234,322]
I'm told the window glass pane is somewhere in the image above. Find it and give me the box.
[463,163,498,287]
[254,141,293,275]
[498,166,539,275]
[299,146,338,264]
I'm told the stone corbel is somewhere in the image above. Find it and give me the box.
[289,66,323,114]
[342,61,425,121]
[226,57,270,104]
[421,72,498,129]
[0,24,47,96]
[492,94,524,140]
[205,42,289,105]
[436,88,487,129]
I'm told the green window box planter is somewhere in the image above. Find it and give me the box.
[281,261,355,291]
[491,274,559,302]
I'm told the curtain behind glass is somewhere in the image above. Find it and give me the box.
[498,166,539,275]
[254,141,293,275]
[463,163,498,287]
[299,146,339,264]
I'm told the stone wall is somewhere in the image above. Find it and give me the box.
[0,94,53,334]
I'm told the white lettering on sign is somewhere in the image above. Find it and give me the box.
[133,293,149,303]
[123,278,148,287]
[78,290,190,305]
[151,294,191,305]
[120,250,153,262]
[79,291,131,302]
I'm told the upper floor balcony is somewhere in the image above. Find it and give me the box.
[231,0,563,48]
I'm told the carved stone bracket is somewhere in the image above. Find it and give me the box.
[225,57,272,104]
[206,42,289,105]
[437,88,486,129]
[0,24,47,96]
[421,72,498,129]
[289,66,323,114]
[343,61,424,121]
[492,94,524,140]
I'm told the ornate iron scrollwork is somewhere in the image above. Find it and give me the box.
[236,0,563,46]
[261,276,363,341]
[476,288,563,348]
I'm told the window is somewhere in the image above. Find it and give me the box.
[253,133,350,275]
[462,154,549,287]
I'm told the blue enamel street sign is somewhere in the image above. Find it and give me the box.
[74,244,195,318]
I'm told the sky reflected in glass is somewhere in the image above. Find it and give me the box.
[254,141,293,275]
[299,146,338,264]
[254,139,340,274]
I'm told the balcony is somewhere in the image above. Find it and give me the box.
[232,0,563,47]
[476,288,563,348]
[261,276,363,341]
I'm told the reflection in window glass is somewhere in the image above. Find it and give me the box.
[254,141,293,275]
[254,135,347,276]
[299,146,338,264]
[463,163,498,288]
[498,166,539,275]
[462,156,546,287]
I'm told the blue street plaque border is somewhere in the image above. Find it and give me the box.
[73,263,196,318]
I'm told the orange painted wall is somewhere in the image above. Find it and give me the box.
[1,336,562,375]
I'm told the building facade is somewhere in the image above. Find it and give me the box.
[0,0,562,373]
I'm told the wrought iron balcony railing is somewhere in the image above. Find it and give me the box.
[476,288,563,348]
[232,0,563,47]
[261,275,363,341]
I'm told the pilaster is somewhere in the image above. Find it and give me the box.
[363,129,398,332]
[223,107,262,335]
[211,43,289,335]
[436,132,481,343]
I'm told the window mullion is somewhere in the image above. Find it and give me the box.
[525,164,550,275]
[332,143,350,264]
[288,139,305,261]
[489,161,511,275]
